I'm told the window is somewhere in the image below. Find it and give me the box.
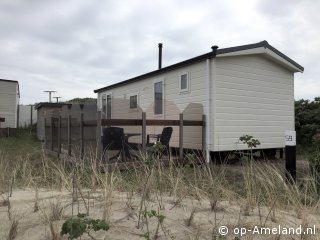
[102,93,112,119]
[180,73,189,93]
[129,95,138,109]
[106,94,111,119]
[102,94,106,116]
[154,81,163,115]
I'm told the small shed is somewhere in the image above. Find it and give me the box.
[0,79,20,136]
[35,103,67,141]
[35,102,97,141]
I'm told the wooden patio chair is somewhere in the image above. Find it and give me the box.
[102,127,125,161]
[147,127,173,159]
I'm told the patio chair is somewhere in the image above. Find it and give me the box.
[102,127,125,161]
[147,127,173,159]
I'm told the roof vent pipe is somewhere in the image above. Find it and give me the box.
[158,43,163,69]
[211,45,219,57]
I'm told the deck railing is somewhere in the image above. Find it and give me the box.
[44,111,206,161]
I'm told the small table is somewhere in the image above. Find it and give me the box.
[123,133,141,160]
[124,133,141,141]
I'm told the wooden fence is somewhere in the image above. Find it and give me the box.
[44,111,206,160]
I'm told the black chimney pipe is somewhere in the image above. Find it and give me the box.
[158,43,163,69]
[211,45,219,57]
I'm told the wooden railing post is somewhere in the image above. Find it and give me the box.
[68,115,71,156]
[80,113,84,159]
[179,113,183,161]
[58,116,61,155]
[44,118,47,149]
[96,111,102,157]
[30,105,33,126]
[142,112,146,155]
[50,117,54,151]
[202,114,206,158]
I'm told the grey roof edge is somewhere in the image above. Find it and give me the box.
[0,78,20,98]
[35,102,71,110]
[94,40,304,93]
[0,78,19,83]
[263,41,304,72]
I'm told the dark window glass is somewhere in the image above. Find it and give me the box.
[106,94,111,119]
[130,95,138,109]
[181,74,187,90]
[102,95,106,116]
[154,82,163,114]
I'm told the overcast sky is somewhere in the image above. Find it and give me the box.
[0,0,319,104]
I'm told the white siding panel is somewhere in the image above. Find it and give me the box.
[217,55,292,76]
[216,78,292,95]
[216,119,292,127]
[98,61,207,149]
[215,106,293,116]
[216,112,292,121]
[212,54,294,151]
[217,68,292,88]
[216,100,293,111]
[0,81,18,128]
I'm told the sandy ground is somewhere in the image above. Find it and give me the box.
[0,188,319,240]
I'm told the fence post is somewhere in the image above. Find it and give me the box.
[50,117,54,151]
[80,113,84,159]
[142,112,146,155]
[44,118,47,149]
[68,115,71,156]
[30,105,33,126]
[285,130,296,182]
[96,111,102,158]
[58,116,61,155]
[179,113,183,161]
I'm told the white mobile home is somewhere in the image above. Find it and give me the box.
[94,41,303,153]
[0,79,20,130]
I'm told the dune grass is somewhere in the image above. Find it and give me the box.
[0,129,319,239]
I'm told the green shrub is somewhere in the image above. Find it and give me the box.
[60,213,109,239]
[309,147,320,192]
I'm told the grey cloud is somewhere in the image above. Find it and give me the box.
[0,0,319,104]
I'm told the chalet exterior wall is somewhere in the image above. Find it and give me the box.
[36,103,65,141]
[97,62,206,150]
[95,41,302,152]
[213,54,294,151]
[35,103,97,141]
[0,80,19,129]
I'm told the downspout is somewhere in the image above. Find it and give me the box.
[206,59,211,163]
[205,45,218,163]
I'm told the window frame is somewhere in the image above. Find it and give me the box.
[101,94,107,116]
[129,93,139,110]
[101,92,112,119]
[154,79,164,115]
[179,72,190,93]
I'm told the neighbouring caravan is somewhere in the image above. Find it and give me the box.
[0,79,19,136]
[94,41,303,154]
